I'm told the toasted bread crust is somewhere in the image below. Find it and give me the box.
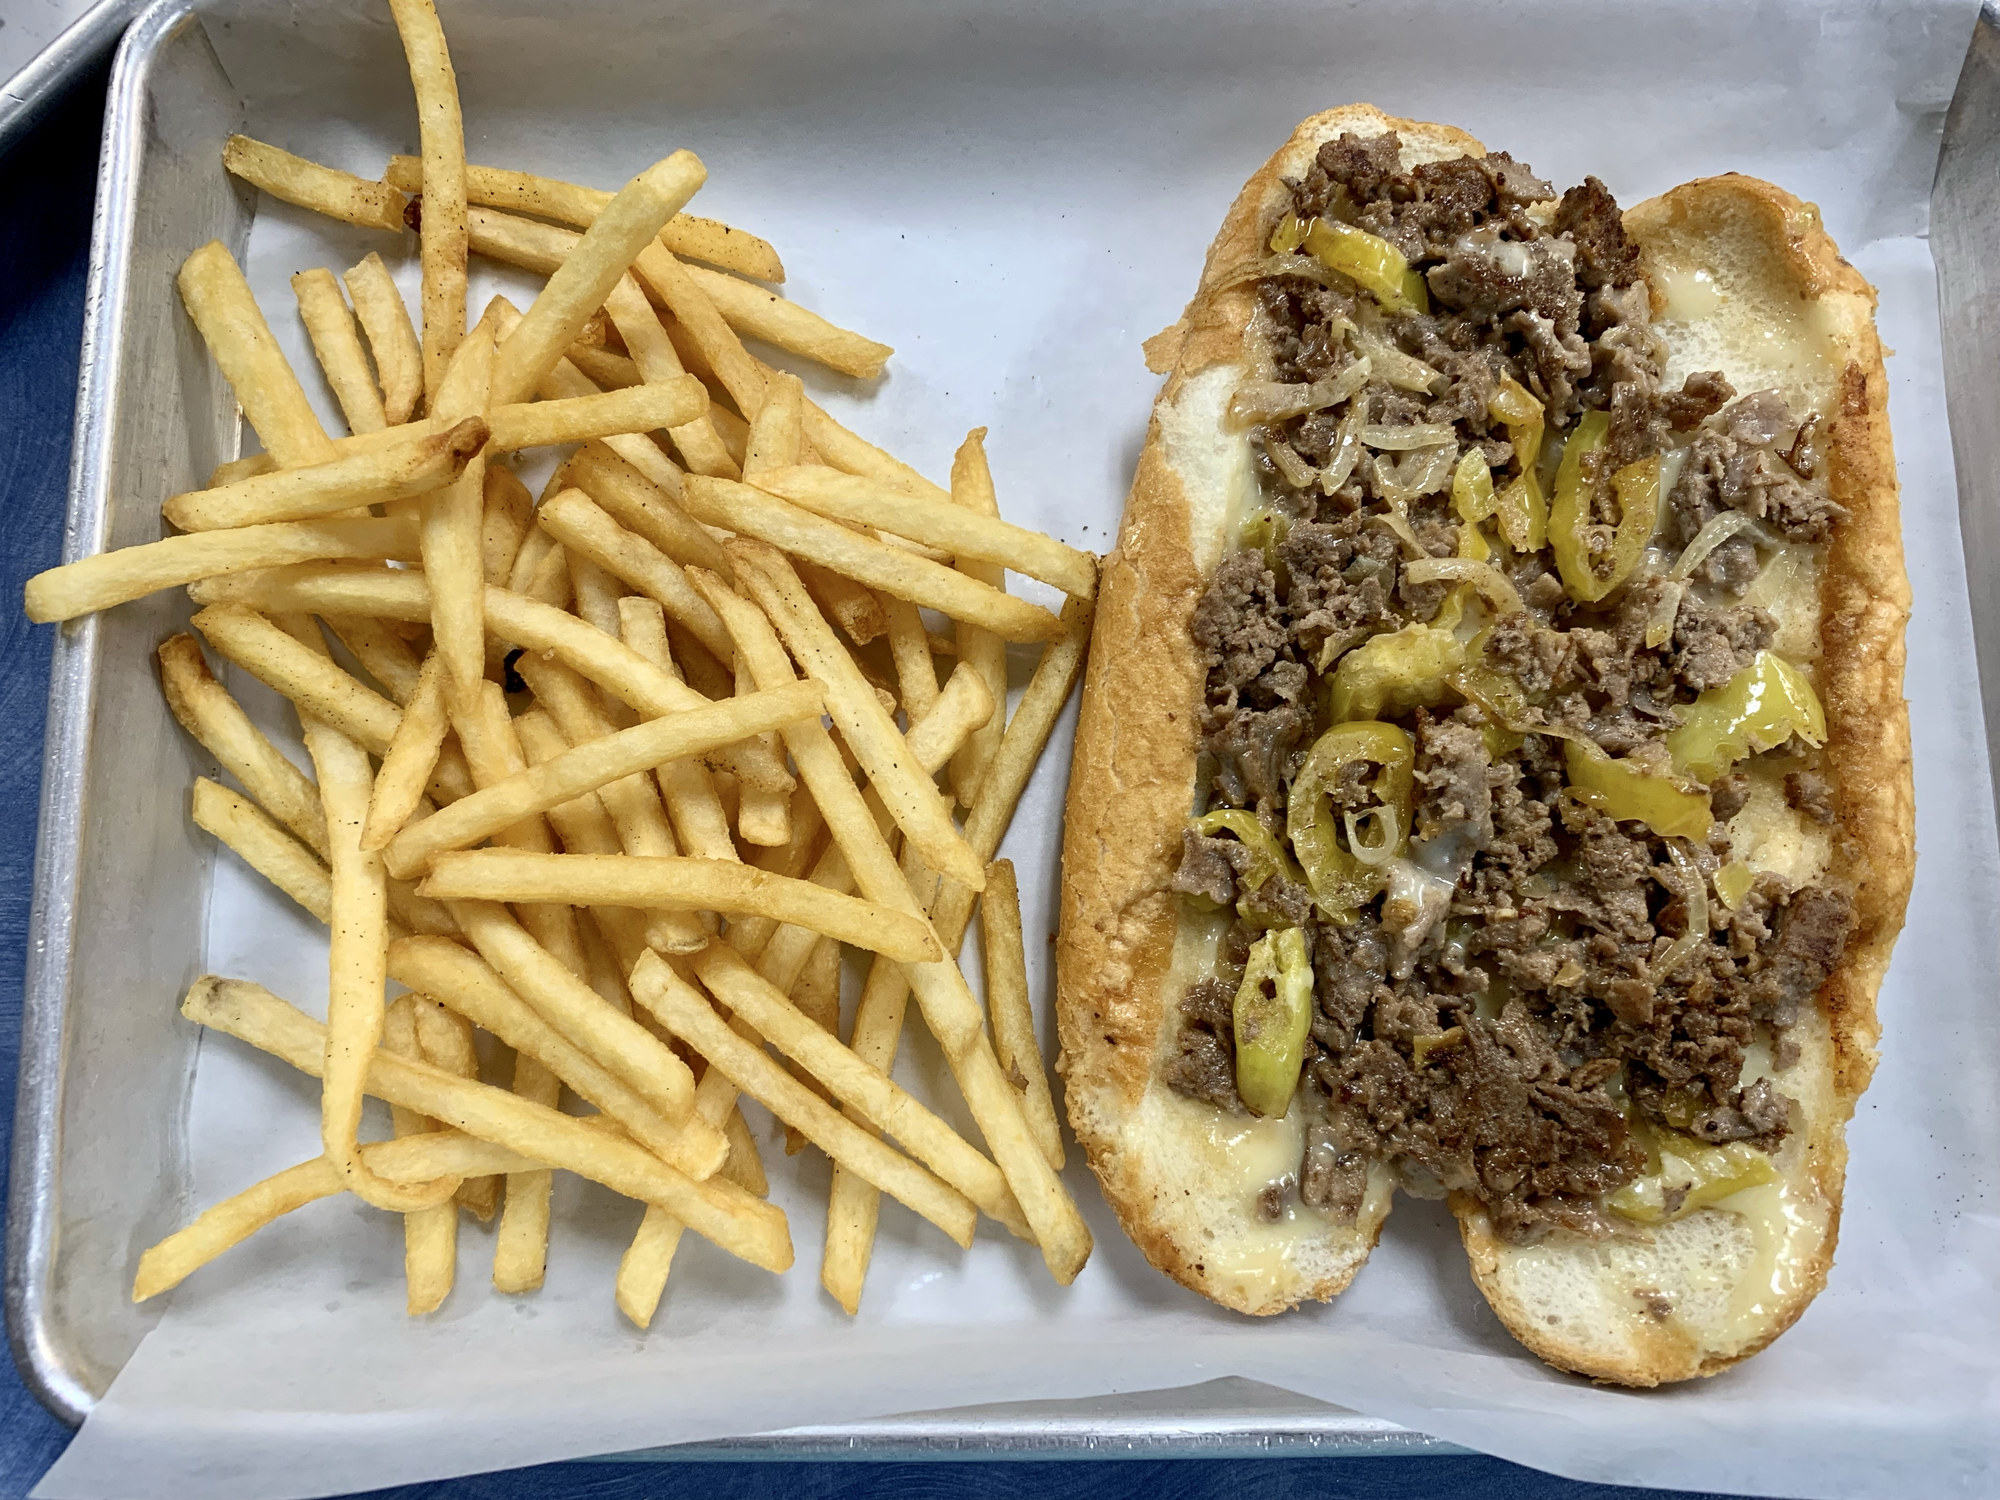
[1057,119,1911,1368]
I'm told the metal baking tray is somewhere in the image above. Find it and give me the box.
[0,0,152,158]
[11,0,1995,1465]
[2,0,1457,1457]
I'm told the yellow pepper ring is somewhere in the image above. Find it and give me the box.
[1286,721,1415,922]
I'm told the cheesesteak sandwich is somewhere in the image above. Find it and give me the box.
[1057,105,1911,1384]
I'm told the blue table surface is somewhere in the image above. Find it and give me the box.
[0,65,1779,1500]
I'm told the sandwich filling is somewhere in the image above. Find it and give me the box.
[1169,131,1856,1244]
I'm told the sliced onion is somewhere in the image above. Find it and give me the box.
[1344,805,1401,867]
[1372,444,1458,505]
[1351,328,1443,393]
[1403,556,1525,616]
[1264,435,1316,490]
[1373,497,1430,558]
[1644,577,1684,649]
[1361,421,1459,451]
[1651,840,1710,982]
[1229,358,1373,427]
[1671,509,1772,581]
[1320,402,1366,494]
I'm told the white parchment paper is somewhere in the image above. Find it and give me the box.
[36,0,2000,1495]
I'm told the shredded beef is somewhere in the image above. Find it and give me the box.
[1169,130,1854,1241]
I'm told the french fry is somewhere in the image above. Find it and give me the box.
[632,242,769,419]
[722,1108,769,1196]
[388,0,468,401]
[512,648,716,953]
[534,352,692,500]
[536,488,733,661]
[193,777,455,940]
[567,441,731,576]
[884,597,941,729]
[422,851,940,961]
[162,418,485,531]
[383,995,458,1313]
[308,719,461,1213]
[754,463,1096,602]
[682,264,891,380]
[192,604,396,759]
[796,390,953,507]
[491,152,708,406]
[345,252,424,424]
[706,399,750,468]
[729,543,983,892]
[423,316,497,708]
[177,240,336,466]
[465,203,573,276]
[383,679,820,878]
[325,614,426,704]
[949,429,1010,804]
[160,634,328,854]
[631,955,976,1248]
[615,597,782,844]
[506,521,560,595]
[412,997,498,1219]
[292,268,390,434]
[486,378,707,451]
[25,516,418,623]
[387,934,718,1173]
[733,653,791,848]
[133,1132,546,1302]
[362,649,449,850]
[692,944,1023,1229]
[388,154,784,282]
[481,464,534,585]
[741,368,800,478]
[493,1043,560,1295]
[683,477,1060,643]
[225,135,409,233]
[603,273,737,478]
[980,859,1063,1169]
[567,344,642,391]
[728,785,826,961]
[910,662,998,775]
[795,560,889,647]
[182,976,791,1271]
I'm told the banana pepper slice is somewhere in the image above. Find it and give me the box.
[1564,740,1713,840]
[1189,808,1304,897]
[1325,622,1466,724]
[1665,650,1828,782]
[1286,721,1415,921]
[1232,926,1315,1118]
[1548,410,1661,602]
[1608,1121,1780,1225]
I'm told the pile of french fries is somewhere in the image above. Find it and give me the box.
[23,0,1096,1324]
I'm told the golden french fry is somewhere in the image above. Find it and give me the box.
[183,976,790,1270]
[384,680,820,878]
[729,787,826,960]
[948,430,1011,804]
[565,549,623,638]
[730,543,983,891]
[387,933,719,1174]
[177,240,336,466]
[493,1044,560,1295]
[603,273,737,478]
[692,944,1020,1227]
[796,390,952,506]
[465,203,572,276]
[324,614,426,703]
[487,378,706,451]
[481,464,533,585]
[293,268,390,434]
[411,996,495,1219]
[684,477,1060,643]
[388,0,468,401]
[513,647,719,952]
[795,560,888,648]
[681,264,890,380]
[505,521,559,596]
[706,399,749,466]
[631,955,975,1248]
[491,152,708,406]
[133,1132,547,1303]
[26,516,417,623]
[536,488,732,660]
[225,135,409,233]
[382,995,458,1314]
[755,463,1095,602]
[782,936,840,1153]
[193,604,397,755]
[911,662,997,775]
[741,369,800,478]
[981,859,1063,1169]
[160,634,328,853]
[163,419,485,531]
[362,650,448,851]
[387,154,784,282]
[567,345,642,391]
[423,851,940,961]
[632,242,769,419]
[424,316,497,708]
[308,719,460,1213]
[722,1108,769,1196]
[568,441,731,576]
[345,252,424,425]
[884,597,941,729]
[533,352,692,500]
